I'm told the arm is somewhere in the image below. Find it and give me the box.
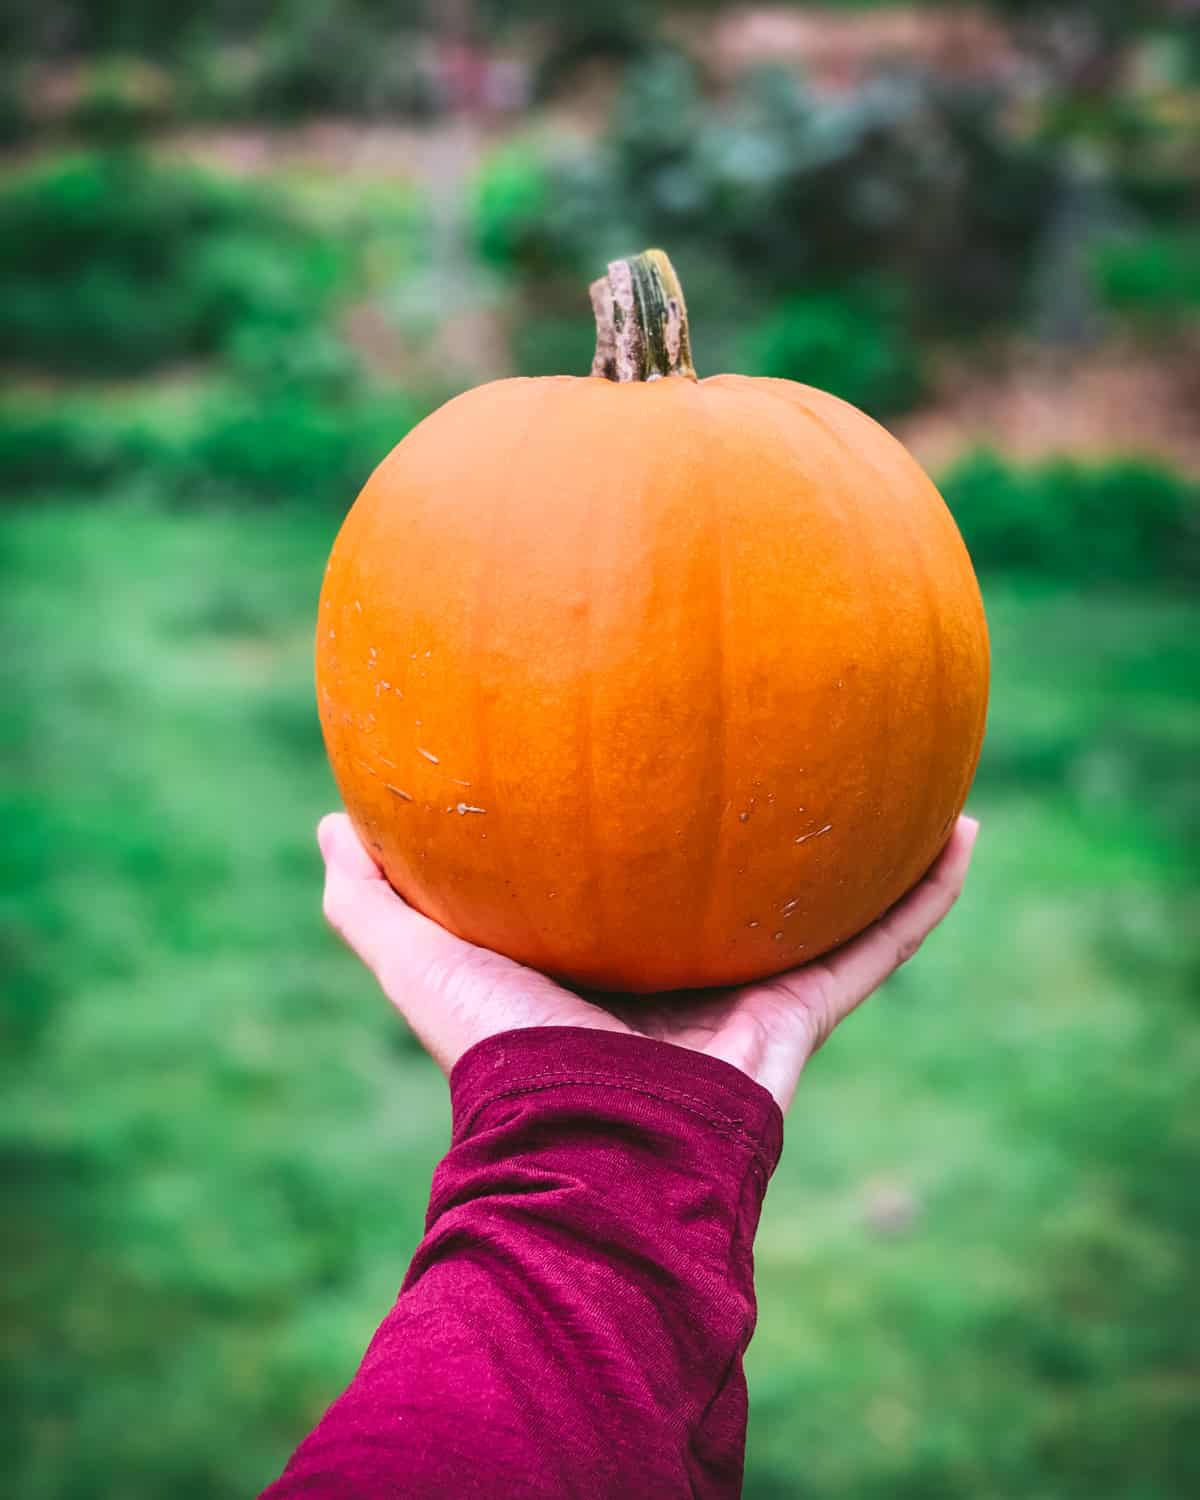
[262,1026,781,1500]
[261,813,978,1498]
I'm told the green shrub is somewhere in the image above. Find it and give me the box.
[178,43,264,122]
[1093,229,1200,320]
[0,151,437,509]
[0,398,167,492]
[0,68,31,145]
[474,143,555,271]
[184,388,419,504]
[0,378,426,508]
[479,57,1063,337]
[530,9,653,103]
[67,56,175,139]
[941,450,1200,584]
[744,283,923,417]
[251,6,436,120]
[511,313,597,377]
[0,152,343,375]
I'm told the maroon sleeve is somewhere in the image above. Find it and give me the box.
[260,1025,784,1500]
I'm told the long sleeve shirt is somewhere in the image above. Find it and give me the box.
[261,1025,784,1499]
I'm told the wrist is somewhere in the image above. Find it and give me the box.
[449,1025,784,1175]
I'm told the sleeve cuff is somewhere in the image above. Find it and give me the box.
[448,1025,784,1181]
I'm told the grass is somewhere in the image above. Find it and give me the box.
[747,582,1199,1499]
[0,497,442,1494]
[2,497,1197,1500]
[2,34,1197,1499]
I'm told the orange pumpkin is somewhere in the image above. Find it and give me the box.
[317,250,988,992]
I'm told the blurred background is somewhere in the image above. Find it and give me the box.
[2,1,1198,1495]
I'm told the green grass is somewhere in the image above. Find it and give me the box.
[747,582,1199,1499]
[2,498,1197,1498]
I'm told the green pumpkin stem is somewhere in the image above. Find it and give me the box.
[589,248,698,382]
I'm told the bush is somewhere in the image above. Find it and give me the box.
[530,8,654,103]
[251,9,435,120]
[941,450,1200,584]
[475,144,554,271]
[476,57,1064,338]
[511,313,596,378]
[0,149,436,510]
[0,152,343,375]
[0,383,424,508]
[67,56,175,139]
[185,388,420,504]
[0,68,31,144]
[744,283,924,417]
[0,398,164,492]
[1093,229,1200,320]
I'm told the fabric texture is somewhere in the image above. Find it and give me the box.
[261,1025,784,1499]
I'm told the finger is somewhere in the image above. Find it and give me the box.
[817,814,979,1028]
[317,813,466,998]
[316,814,582,1071]
[318,811,385,881]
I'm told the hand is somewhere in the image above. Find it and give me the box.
[318,813,979,1112]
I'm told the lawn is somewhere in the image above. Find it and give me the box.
[2,494,1197,1499]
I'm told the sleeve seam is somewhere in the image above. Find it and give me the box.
[456,1074,777,1181]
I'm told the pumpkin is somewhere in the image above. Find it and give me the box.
[316,250,989,992]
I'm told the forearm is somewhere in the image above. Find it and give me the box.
[261,1026,782,1500]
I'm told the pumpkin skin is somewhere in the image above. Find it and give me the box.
[317,372,988,993]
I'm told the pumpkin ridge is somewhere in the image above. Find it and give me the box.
[799,383,956,898]
[687,380,734,968]
[734,376,947,945]
[466,380,567,963]
[790,390,904,920]
[789,383,987,891]
[739,379,866,943]
[785,384,933,896]
[891,456,951,896]
[576,389,602,979]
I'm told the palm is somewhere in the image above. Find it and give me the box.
[319,813,977,1111]
[584,981,825,1105]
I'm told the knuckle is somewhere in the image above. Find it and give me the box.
[937,870,965,907]
[892,928,923,968]
[792,967,836,1053]
[803,963,837,1023]
[898,935,923,966]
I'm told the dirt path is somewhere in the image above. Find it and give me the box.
[898,338,1200,477]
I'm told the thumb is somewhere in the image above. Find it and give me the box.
[318,811,383,882]
[317,813,460,990]
[313,812,575,1073]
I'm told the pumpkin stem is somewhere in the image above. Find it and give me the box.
[589,248,697,382]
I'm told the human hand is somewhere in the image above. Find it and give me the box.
[318,813,979,1112]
